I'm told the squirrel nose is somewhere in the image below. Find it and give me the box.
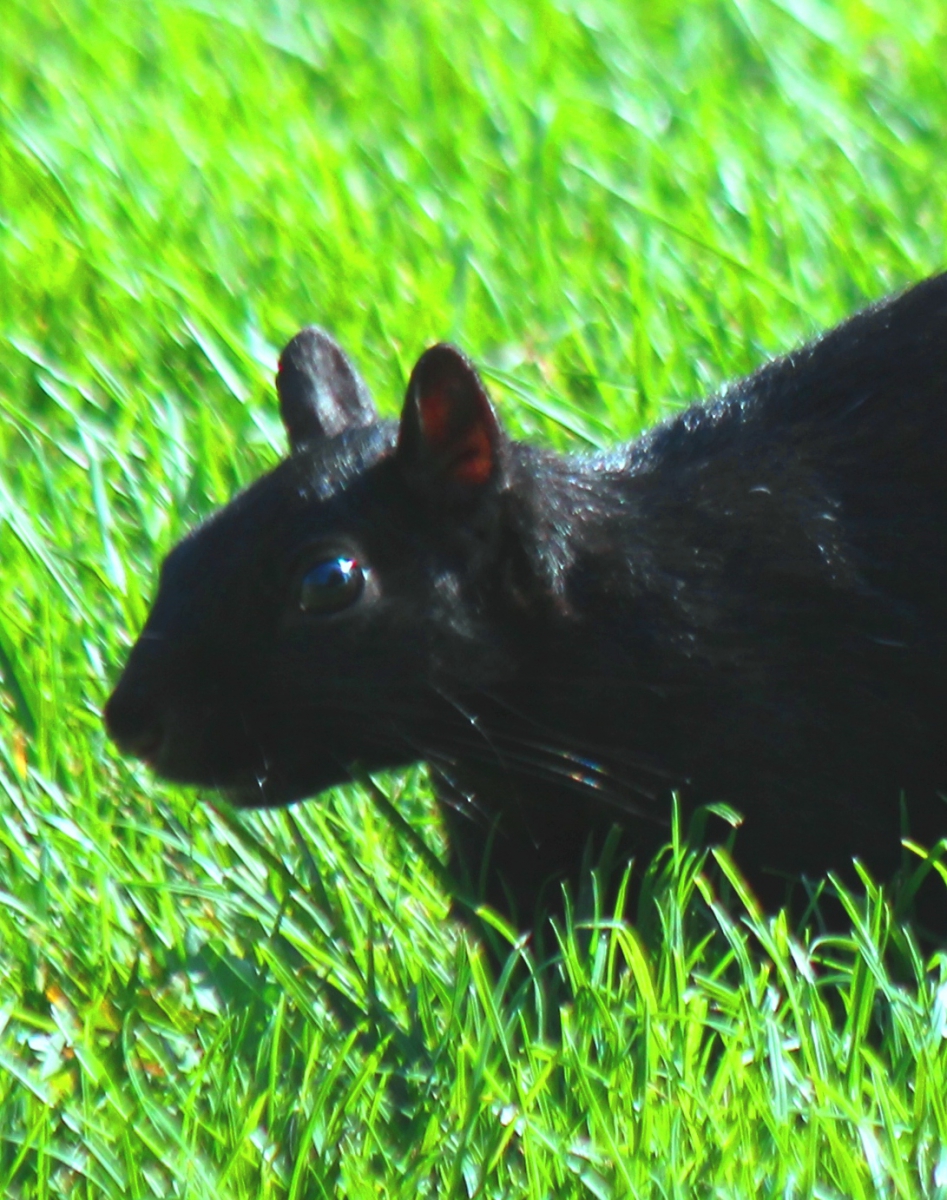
[103,688,164,764]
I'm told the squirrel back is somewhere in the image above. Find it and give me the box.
[105,276,947,926]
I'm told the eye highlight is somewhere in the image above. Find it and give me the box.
[298,555,365,614]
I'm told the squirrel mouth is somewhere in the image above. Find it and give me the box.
[224,779,275,809]
[223,772,302,810]
[221,755,364,810]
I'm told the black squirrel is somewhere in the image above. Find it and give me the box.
[105,274,947,927]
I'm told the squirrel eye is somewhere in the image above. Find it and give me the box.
[298,556,365,613]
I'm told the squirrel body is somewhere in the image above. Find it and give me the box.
[106,275,947,924]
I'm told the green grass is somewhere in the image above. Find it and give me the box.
[1,0,947,1194]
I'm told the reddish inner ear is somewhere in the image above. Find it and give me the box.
[418,388,451,445]
[419,388,494,485]
[450,426,493,484]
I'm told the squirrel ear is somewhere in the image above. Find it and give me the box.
[398,343,503,497]
[277,327,377,451]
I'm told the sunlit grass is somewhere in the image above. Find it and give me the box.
[1,0,947,1194]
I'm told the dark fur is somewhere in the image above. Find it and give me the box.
[105,276,947,926]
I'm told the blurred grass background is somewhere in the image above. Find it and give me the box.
[1,0,947,1195]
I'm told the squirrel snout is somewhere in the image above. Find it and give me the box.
[103,687,164,765]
